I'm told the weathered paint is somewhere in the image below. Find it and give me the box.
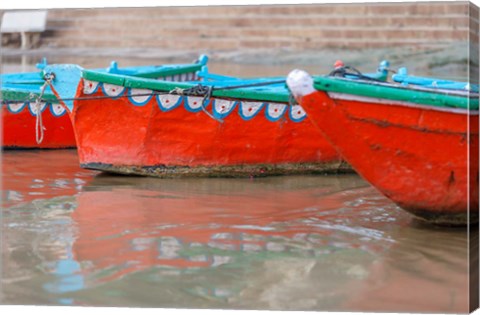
[2,100,76,149]
[45,66,344,177]
[288,70,479,225]
[81,161,350,178]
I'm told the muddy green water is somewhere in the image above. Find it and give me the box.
[0,56,475,312]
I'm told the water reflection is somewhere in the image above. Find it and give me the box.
[70,175,390,288]
[1,150,95,208]
[1,147,472,311]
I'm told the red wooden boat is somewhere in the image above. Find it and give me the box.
[1,60,205,149]
[286,68,479,225]
[41,60,360,177]
[2,82,75,149]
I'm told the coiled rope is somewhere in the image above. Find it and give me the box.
[169,84,219,122]
[33,74,54,144]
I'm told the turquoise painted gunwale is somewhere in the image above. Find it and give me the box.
[82,70,292,103]
[313,76,479,110]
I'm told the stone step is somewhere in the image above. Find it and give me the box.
[41,34,457,51]
[45,15,470,30]
[3,3,471,51]
[42,25,468,44]
[45,3,468,19]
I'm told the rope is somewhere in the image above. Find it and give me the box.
[288,93,298,107]
[33,74,55,144]
[169,84,212,97]
[33,75,54,144]
[169,84,221,122]
[214,79,285,91]
[328,66,383,82]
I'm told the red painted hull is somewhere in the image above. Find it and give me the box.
[298,91,478,224]
[63,80,343,177]
[2,103,76,148]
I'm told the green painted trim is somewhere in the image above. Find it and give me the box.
[313,77,478,110]
[83,64,203,84]
[136,64,204,78]
[84,70,126,86]
[83,69,291,103]
[0,87,57,102]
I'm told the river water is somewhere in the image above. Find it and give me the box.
[0,56,476,313]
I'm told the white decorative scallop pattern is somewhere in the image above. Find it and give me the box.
[157,94,182,110]
[185,96,204,111]
[240,101,263,119]
[129,88,153,105]
[102,83,125,97]
[266,103,287,120]
[83,79,99,94]
[289,105,307,121]
[7,102,26,113]
[50,103,67,116]
[214,99,236,117]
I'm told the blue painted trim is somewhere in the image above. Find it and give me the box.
[212,99,239,119]
[288,106,307,123]
[184,96,205,113]
[36,57,48,70]
[156,94,183,112]
[49,103,67,117]
[5,101,27,114]
[197,55,209,66]
[238,102,265,120]
[127,88,153,106]
[392,67,479,92]
[101,83,126,100]
[264,103,287,122]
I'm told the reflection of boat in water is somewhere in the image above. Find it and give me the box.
[1,150,96,208]
[70,175,398,287]
[7,173,469,311]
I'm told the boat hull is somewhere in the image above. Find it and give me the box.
[297,90,478,225]
[2,101,75,149]
[66,79,344,177]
